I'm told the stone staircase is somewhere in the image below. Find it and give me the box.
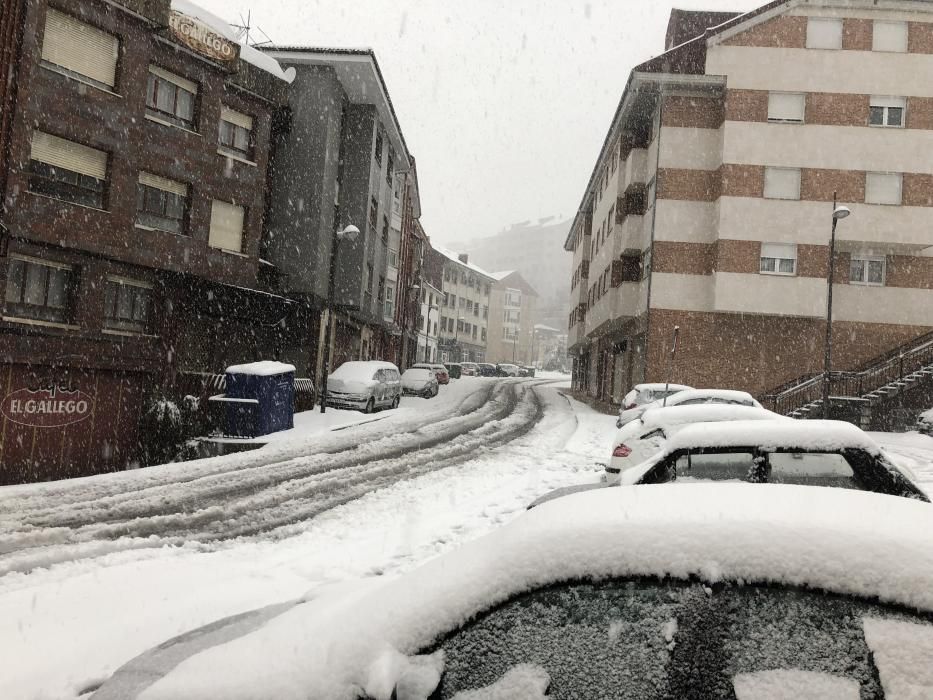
[761,331,933,429]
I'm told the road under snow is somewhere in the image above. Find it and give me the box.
[0,377,930,700]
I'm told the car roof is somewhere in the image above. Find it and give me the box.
[634,383,692,393]
[665,388,758,404]
[136,484,933,698]
[665,419,881,454]
[638,405,786,432]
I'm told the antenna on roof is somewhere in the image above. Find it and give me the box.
[231,10,275,47]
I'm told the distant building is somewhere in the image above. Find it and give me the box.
[486,271,539,365]
[0,0,293,483]
[566,1,933,405]
[533,324,569,371]
[416,276,442,364]
[429,249,494,363]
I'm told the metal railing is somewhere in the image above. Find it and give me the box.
[762,330,933,416]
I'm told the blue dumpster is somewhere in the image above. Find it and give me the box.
[216,361,296,438]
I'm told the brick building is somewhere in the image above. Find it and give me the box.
[567,0,933,405]
[0,0,294,482]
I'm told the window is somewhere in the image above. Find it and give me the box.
[104,277,152,334]
[466,300,473,312]
[760,243,797,275]
[806,18,843,49]
[136,172,188,234]
[865,172,902,205]
[374,130,383,164]
[481,327,486,342]
[386,148,394,186]
[41,9,119,89]
[29,131,107,209]
[387,249,399,269]
[146,66,197,129]
[381,216,389,244]
[472,325,477,340]
[385,284,395,318]
[451,295,457,308]
[208,200,245,253]
[365,263,374,307]
[869,96,906,127]
[763,167,801,200]
[767,92,805,123]
[608,205,615,231]
[873,21,908,53]
[369,197,378,231]
[482,305,488,319]
[218,107,253,159]
[5,256,75,324]
[850,255,886,286]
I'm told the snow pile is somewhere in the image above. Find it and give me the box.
[862,616,933,698]
[225,361,296,376]
[138,484,933,700]
[451,664,550,699]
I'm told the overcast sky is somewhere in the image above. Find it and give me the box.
[197,0,763,245]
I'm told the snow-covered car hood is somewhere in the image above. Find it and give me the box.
[327,377,375,394]
[128,484,933,700]
[401,377,432,389]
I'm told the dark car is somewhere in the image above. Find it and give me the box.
[444,362,462,379]
[478,363,497,377]
[520,366,536,377]
[94,485,933,699]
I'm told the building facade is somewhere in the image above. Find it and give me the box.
[416,276,442,364]
[486,271,538,365]
[0,0,293,483]
[431,249,493,363]
[567,0,933,405]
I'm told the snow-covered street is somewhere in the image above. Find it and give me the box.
[0,375,620,700]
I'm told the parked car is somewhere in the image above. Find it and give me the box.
[413,363,449,385]
[619,419,928,501]
[400,368,439,398]
[496,363,522,377]
[325,361,401,413]
[616,382,693,427]
[919,408,933,436]
[478,363,498,377]
[606,404,788,484]
[459,362,479,376]
[96,485,933,699]
[520,366,536,377]
[444,362,461,379]
[617,387,757,428]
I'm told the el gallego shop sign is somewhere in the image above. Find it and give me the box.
[1,385,94,428]
[168,10,240,65]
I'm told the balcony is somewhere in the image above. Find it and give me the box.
[621,148,648,192]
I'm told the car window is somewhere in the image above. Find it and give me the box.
[373,369,384,381]
[429,579,931,698]
[674,451,764,482]
[768,452,858,490]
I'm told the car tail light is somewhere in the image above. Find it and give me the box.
[612,444,632,458]
[624,403,636,410]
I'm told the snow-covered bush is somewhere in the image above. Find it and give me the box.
[137,394,207,466]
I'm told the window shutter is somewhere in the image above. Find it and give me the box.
[209,200,245,253]
[42,9,118,87]
[763,168,801,200]
[31,131,107,179]
[220,107,253,130]
[139,171,187,197]
[149,65,197,95]
[873,22,908,52]
[866,172,902,205]
[806,18,843,49]
[870,95,907,110]
[761,243,796,260]
[767,93,805,122]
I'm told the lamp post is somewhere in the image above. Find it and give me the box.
[319,224,360,413]
[822,195,851,420]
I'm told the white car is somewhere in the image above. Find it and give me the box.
[496,363,522,377]
[400,368,439,398]
[919,408,933,436]
[326,361,401,413]
[97,485,933,699]
[617,388,762,428]
[606,404,788,483]
[616,383,693,427]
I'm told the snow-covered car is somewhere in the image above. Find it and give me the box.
[919,408,933,436]
[617,388,761,428]
[496,363,521,377]
[619,419,928,501]
[606,404,788,484]
[478,363,498,377]
[412,363,449,385]
[326,361,401,413]
[401,368,439,398]
[459,362,479,376]
[520,365,536,377]
[95,485,933,699]
[616,382,693,427]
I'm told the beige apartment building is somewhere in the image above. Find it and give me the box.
[486,271,539,365]
[430,248,494,362]
[566,0,933,407]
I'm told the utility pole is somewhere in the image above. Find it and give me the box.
[662,326,680,407]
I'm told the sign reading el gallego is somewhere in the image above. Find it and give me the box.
[168,11,240,65]
[1,386,94,428]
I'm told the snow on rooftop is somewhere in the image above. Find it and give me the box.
[170,0,295,83]
[139,484,933,700]
[225,361,296,377]
[433,246,495,279]
[489,270,514,280]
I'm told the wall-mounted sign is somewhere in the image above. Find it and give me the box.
[1,386,94,428]
[168,11,240,66]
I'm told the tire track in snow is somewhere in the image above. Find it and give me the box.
[0,380,548,576]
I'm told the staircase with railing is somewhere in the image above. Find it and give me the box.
[760,329,933,426]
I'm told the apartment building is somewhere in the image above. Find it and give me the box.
[566,0,933,405]
[263,47,411,375]
[416,276,442,364]
[486,271,539,365]
[0,0,293,482]
[429,248,494,363]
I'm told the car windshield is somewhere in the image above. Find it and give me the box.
[4,0,933,697]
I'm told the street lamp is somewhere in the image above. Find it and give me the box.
[822,196,851,419]
[319,224,360,413]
